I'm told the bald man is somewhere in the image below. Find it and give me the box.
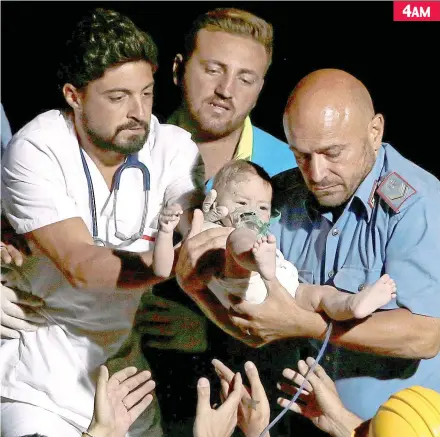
[176,68,440,421]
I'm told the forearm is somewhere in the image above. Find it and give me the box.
[58,245,162,292]
[83,426,110,437]
[334,411,364,437]
[329,308,440,359]
[263,280,440,359]
[152,231,175,278]
[26,218,168,293]
[264,278,329,339]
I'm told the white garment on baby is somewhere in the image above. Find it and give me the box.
[208,248,299,308]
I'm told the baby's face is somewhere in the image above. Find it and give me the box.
[216,173,272,226]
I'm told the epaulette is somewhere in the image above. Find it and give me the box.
[376,171,417,213]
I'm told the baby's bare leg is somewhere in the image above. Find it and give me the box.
[153,204,182,278]
[296,274,397,321]
[295,284,337,313]
[224,227,276,280]
[345,274,397,319]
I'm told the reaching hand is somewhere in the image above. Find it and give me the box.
[1,241,24,266]
[277,357,362,437]
[227,276,328,345]
[213,359,270,437]
[174,210,260,346]
[158,203,183,233]
[193,372,243,437]
[87,365,156,437]
[0,284,46,339]
[175,209,232,293]
[227,280,300,345]
[1,240,47,339]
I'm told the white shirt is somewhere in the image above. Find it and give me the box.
[0,110,201,430]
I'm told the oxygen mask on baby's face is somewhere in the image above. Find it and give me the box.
[226,206,269,235]
[221,205,282,238]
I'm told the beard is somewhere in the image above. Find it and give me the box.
[194,116,239,140]
[85,119,150,155]
[183,90,248,140]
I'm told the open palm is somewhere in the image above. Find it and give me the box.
[278,358,362,437]
[88,365,155,437]
[213,359,270,437]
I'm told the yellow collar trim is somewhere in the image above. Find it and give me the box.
[233,116,253,161]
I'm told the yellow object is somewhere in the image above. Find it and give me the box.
[368,386,440,437]
[233,116,253,161]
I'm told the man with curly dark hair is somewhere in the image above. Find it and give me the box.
[1,8,203,437]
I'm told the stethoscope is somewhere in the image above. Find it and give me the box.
[79,148,150,247]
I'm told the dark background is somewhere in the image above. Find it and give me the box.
[2,1,439,180]
[1,3,439,435]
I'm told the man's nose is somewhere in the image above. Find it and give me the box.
[127,96,145,120]
[308,154,328,184]
[215,73,235,99]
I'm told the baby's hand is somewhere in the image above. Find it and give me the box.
[202,189,229,223]
[158,204,183,233]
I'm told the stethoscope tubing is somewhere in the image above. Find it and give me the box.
[79,148,150,245]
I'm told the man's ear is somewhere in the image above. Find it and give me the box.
[369,113,385,155]
[173,54,185,86]
[63,83,83,110]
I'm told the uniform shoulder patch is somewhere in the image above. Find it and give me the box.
[376,172,417,212]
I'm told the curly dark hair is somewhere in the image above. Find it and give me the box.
[57,8,158,91]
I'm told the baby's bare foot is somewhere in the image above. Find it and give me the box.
[251,234,277,280]
[350,274,397,319]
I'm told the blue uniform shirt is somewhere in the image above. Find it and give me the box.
[271,143,440,420]
[1,103,13,157]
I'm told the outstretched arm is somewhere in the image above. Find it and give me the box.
[175,210,262,347]
[229,277,440,359]
[26,218,162,292]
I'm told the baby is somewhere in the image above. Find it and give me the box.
[154,160,397,322]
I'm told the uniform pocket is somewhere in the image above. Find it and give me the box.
[333,266,382,293]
